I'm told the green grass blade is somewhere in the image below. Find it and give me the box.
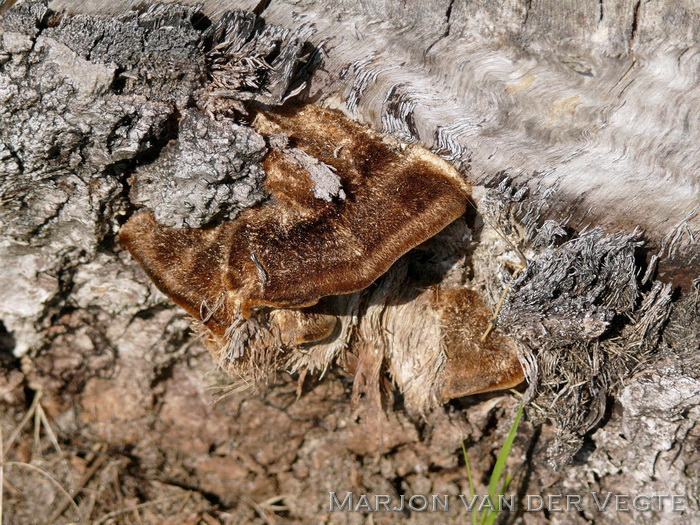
[463,402,524,525]
[502,472,513,495]
[483,473,515,525]
[500,472,513,497]
[484,402,524,522]
[462,440,478,525]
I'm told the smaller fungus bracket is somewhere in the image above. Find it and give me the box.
[435,288,524,401]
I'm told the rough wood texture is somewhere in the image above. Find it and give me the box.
[52,0,700,287]
[1,1,698,524]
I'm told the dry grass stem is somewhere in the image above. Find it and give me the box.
[92,493,186,524]
[37,404,64,457]
[3,461,85,522]
[3,391,41,458]
[48,453,109,523]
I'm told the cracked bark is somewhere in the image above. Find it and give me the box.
[1,1,698,524]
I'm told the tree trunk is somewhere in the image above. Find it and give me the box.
[0,1,698,523]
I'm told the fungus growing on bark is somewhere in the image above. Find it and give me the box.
[120,104,523,408]
[121,105,468,330]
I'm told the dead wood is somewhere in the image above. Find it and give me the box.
[0,1,698,523]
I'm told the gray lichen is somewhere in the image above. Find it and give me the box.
[284,148,346,202]
[0,2,175,354]
[478,180,688,467]
[45,3,206,107]
[130,109,269,228]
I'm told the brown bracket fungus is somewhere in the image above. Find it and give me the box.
[120,104,524,411]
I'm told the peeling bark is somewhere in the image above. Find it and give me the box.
[1,1,698,524]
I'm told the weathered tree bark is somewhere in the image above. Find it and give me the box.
[0,1,698,523]
[51,0,700,287]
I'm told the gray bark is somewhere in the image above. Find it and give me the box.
[0,1,698,523]
[52,0,700,286]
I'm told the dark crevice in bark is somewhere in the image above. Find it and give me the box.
[0,321,17,355]
[444,0,454,37]
[253,0,273,16]
[630,0,642,55]
[522,0,533,28]
[424,0,455,56]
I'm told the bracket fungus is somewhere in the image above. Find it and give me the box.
[120,105,524,412]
